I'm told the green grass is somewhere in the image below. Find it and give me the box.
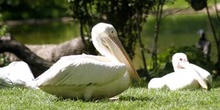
[1,79,220,110]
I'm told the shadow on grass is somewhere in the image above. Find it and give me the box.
[131,79,148,88]
[51,95,152,102]
[119,96,152,102]
[212,77,220,88]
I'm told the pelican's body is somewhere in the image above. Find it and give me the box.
[35,23,140,100]
[0,61,34,88]
[148,53,212,90]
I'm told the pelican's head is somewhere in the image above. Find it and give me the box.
[92,23,118,61]
[171,52,209,90]
[172,53,189,71]
[91,23,140,81]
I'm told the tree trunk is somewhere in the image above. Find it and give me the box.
[152,2,164,70]
[205,6,220,76]
[0,35,85,77]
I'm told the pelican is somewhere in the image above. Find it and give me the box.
[148,53,212,90]
[34,23,140,100]
[0,61,35,88]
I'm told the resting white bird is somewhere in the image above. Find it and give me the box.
[34,22,140,100]
[0,61,35,88]
[148,53,212,90]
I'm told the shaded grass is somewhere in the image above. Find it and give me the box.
[1,79,220,110]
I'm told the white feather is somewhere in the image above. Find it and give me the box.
[0,61,34,88]
[36,55,126,86]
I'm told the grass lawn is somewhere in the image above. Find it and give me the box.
[1,79,220,110]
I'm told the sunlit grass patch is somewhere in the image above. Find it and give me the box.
[1,79,220,110]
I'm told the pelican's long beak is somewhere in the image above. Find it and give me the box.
[102,34,141,81]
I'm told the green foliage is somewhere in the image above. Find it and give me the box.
[0,0,69,20]
[69,0,155,58]
[0,13,9,67]
[0,24,7,37]
[0,14,7,36]
[0,53,10,67]
[149,46,215,78]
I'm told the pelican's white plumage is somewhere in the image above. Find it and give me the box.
[35,23,140,100]
[0,61,34,88]
[148,53,212,90]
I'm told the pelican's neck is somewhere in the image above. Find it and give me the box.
[92,36,120,63]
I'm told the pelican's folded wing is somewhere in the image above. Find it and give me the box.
[35,55,126,88]
[190,63,212,86]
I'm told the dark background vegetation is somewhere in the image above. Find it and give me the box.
[0,0,69,20]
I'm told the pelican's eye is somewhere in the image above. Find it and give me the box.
[108,28,117,37]
[180,58,182,61]
[109,29,116,37]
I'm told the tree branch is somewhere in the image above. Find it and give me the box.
[0,35,53,77]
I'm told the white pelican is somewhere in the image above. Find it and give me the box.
[0,61,35,88]
[34,22,140,100]
[148,53,212,90]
